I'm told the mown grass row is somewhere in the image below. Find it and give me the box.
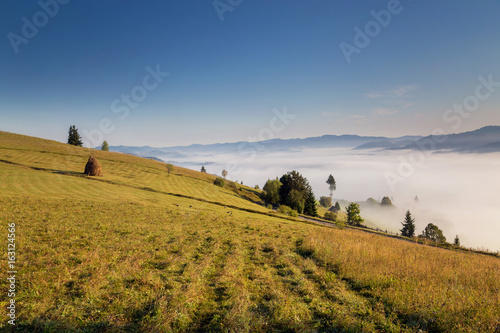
[0,132,264,212]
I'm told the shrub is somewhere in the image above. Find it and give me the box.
[214,177,225,187]
[277,205,298,217]
[324,211,337,222]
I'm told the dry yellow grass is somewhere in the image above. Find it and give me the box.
[299,228,500,332]
[1,130,499,332]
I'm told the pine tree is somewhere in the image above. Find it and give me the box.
[304,190,318,217]
[201,166,206,173]
[400,210,416,238]
[101,140,109,151]
[453,235,460,246]
[335,201,341,211]
[67,125,83,146]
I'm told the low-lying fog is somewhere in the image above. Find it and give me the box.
[172,148,500,252]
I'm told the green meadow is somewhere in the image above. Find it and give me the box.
[1,131,499,332]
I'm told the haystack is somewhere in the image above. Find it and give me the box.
[84,155,103,176]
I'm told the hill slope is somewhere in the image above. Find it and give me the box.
[1,131,499,332]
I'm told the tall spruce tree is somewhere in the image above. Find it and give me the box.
[400,210,416,238]
[67,125,83,146]
[304,190,318,217]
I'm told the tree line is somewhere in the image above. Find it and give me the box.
[400,210,458,245]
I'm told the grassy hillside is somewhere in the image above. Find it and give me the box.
[1,131,499,332]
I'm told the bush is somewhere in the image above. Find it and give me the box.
[277,205,298,217]
[324,211,337,222]
[266,204,273,210]
[214,177,225,187]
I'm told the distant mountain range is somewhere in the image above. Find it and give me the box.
[110,126,500,161]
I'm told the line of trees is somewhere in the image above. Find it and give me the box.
[400,210,451,244]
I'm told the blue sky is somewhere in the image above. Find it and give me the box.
[1,0,500,147]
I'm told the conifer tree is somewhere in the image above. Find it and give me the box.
[400,210,416,238]
[101,140,109,151]
[67,125,83,146]
[304,190,318,217]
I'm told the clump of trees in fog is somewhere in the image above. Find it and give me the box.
[319,196,332,208]
[400,210,449,245]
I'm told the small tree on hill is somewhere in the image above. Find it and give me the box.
[201,166,206,173]
[101,140,109,151]
[421,223,446,243]
[334,201,341,211]
[346,203,364,226]
[319,196,332,208]
[222,169,228,179]
[67,125,83,146]
[262,178,281,205]
[304,190,318,217]
[166,163,174,176]
[326,174,336,199]
[400,210,416,238]
[453,235,460,246]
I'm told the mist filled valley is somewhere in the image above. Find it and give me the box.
[158,146,500,253]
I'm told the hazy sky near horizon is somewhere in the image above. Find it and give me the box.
[2,1,500,147]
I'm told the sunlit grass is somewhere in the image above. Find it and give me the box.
[1,131,499,332]
[299,228,500,332]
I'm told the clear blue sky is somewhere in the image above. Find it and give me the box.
[1,0,500,147]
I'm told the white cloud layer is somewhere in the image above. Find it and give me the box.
[171,148,500,253]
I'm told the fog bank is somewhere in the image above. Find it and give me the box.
[170,148,500,252]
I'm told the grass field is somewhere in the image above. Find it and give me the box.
[1,131,499,332]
